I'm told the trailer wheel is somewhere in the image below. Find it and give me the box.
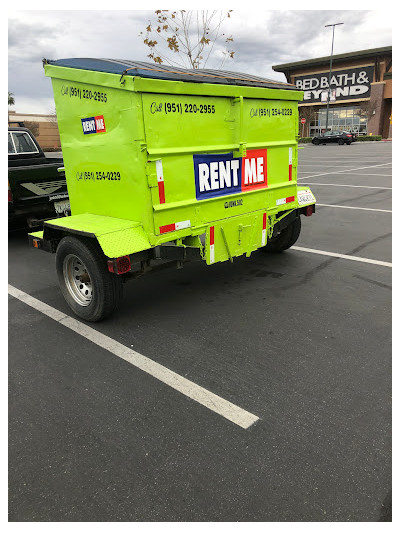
[55,236,122,322]
[262,216,301,253]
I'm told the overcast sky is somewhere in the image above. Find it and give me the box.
[8,6,392,114]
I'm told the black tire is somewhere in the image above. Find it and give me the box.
[56,236,123,322]
[338,139,345,145]
[312,138,320,145]
[262,217,301,253]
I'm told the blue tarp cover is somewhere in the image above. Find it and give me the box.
[45,58,296,90]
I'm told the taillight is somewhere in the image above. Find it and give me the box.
[346,134,352,137]
[8,181,12,203]
[107,255,131,274]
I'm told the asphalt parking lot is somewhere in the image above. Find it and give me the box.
[8,141,391,522]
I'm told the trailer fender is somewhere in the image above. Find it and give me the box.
[40,213,152,258]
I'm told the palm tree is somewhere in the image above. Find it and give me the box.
[8,92,15,106]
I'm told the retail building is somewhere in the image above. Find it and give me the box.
[8,111,61,149]
[272,45,392,138]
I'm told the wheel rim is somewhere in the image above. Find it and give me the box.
[63,254,92,306]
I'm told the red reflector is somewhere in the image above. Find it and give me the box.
[116,256,131,274]
[108,256,131,274]
[8,189,13,203]
[306,205,313,216]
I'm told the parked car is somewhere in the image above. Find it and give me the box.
[312,130,356,145]
[8,126,70,229]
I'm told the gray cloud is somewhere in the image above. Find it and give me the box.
[8,10,391,114]
[9,19,59,61]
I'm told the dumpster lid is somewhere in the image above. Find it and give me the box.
[44,58,297,90]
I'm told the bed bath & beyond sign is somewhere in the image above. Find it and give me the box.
[294,66,374,103]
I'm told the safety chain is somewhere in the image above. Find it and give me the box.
[268,215,276,239]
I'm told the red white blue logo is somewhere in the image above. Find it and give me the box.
[81,115,106,135]
[194,149,267,200]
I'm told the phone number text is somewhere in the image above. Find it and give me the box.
[76,171,121,181]
[61,85,108,103]
[250,108,292,118]
[151,102,216,115]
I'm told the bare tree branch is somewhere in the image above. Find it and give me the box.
[139,10,235,70]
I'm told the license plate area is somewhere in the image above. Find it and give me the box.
[297,188,315,205]
[54,199,71,214]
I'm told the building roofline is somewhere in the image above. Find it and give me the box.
[272,46,392,73]
[8,112,54,118]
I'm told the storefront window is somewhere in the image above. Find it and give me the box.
[308,105,366,136]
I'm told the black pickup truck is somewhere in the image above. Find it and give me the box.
[8,126,70,229]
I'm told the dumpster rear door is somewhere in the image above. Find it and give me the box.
[142,91,237,234]
[141,90,299,259]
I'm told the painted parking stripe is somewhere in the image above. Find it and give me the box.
[298,172,392,179]
[303,183,392,190]
[297,163,391,180]
[292,247,391,268]
[303,161,392,164]
[298,163,370,166]
[8,285,259,430]
[305,158,392,162]
[317,203,391,213]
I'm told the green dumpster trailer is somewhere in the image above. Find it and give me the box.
[29,58,316,321]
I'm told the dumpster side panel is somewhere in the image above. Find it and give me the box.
[49,74,154,235]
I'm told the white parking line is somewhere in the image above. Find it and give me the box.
[298,163,362,166]
[317,203,391,213]
[292,246,392,268]
[305,157,392,161]
[345,173,392,177]
[303,183,391,190]
[303,160,391,163]
[8,284,259,430]
[297,163,392,180]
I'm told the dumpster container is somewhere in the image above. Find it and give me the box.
[29,58,316,321]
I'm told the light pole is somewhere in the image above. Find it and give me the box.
[324,22,343,133]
